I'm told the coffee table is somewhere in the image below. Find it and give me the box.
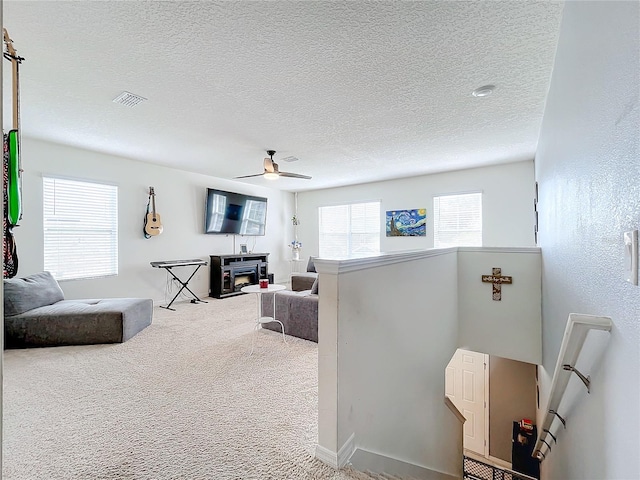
[241,284,287,354]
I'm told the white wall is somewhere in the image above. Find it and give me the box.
[535,2,640,479]
[317,250,462,478]
[296,161,535,258]
[457,248,541,365]
[14,138,294,302]
[338,253,461,475]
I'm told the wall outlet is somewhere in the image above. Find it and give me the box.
[624,230,638,285]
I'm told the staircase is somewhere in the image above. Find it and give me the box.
[342,466,420,480]
[316,249,542,480]
[345,455,535,480]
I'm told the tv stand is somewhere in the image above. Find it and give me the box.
[209,253,270,298]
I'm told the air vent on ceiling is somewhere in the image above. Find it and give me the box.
[281,156,299,163]
[112,91,147,107]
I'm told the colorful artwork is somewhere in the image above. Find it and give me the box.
[386,208,427,237]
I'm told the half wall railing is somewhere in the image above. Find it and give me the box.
[532,313,612,460]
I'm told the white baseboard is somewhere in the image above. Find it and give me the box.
[338,433,356,467]
[315,433,355,468]
[315,444,337,468]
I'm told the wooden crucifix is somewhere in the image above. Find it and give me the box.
[481,267,513,301]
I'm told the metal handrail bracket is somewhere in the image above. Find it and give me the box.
[562,364,591,392]
[533,313,612,459]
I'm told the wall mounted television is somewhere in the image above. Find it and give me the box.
[204,188,268,235]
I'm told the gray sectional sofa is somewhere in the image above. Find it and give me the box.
[290,256,318,291]
[261,286,318,343]
[261,258,319,342]
[4,271,153,348]
[291,272,317,292]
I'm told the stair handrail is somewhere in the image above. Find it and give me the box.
[532,313,612,460]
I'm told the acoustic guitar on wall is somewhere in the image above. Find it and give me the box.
[144,187,163,236]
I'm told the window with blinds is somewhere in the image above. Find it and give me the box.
[318,201,380,258]
[433,192,482,247]
[43,177,118,280]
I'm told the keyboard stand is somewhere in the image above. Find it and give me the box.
[151,259,209,311]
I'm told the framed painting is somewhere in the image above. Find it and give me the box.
[386,208,427,237]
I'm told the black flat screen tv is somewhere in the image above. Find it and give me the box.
[204,188,268,235]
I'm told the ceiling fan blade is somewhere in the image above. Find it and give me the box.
[264,157,275,173]
[237,151,310,180]
[279,171,312,180]
[234,173,265,179]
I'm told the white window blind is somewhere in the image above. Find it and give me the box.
[43,177,118,280]
[433,192,482,247]
[318,201,380,258]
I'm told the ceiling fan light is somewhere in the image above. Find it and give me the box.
[264,172,279,180]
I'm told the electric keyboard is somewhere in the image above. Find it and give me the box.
[150,259,208,310]
[150,259,207,268]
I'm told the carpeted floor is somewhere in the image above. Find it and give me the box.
[2,295,379,480]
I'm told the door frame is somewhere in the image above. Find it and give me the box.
[483,354,489,458]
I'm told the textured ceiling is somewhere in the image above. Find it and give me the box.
[3,1,564,191]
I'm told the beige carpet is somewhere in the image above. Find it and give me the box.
[2,295,379,480]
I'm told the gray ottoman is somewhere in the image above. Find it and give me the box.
[4,272,153,348]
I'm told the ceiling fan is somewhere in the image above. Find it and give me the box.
[234,150,311,180]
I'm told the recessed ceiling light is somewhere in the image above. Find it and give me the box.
[472,85,496,97]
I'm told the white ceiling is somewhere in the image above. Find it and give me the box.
[2,1,564,192]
